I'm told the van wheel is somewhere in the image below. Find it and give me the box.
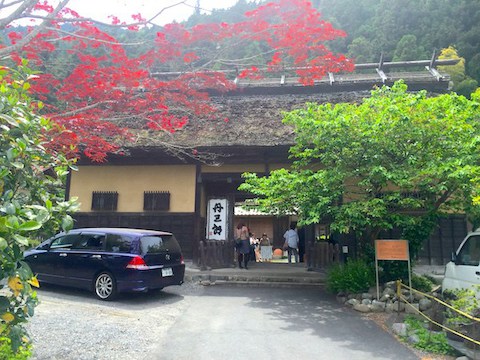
[94,272,117,300]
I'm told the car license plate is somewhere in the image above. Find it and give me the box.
[162,267,173,277]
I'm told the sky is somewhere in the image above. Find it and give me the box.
[67,0,242,25]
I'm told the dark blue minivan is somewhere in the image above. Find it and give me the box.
[24,228,185,300]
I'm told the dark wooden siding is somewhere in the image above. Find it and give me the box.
[73,212,196,259]
[72,212,468,265]
[418,215,468,265]
[372,214,468,265]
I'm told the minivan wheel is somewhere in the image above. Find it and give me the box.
[94,272,117,300]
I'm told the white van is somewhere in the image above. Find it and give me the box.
[443,230,480,293]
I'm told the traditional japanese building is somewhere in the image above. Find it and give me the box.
[67,57,467,265]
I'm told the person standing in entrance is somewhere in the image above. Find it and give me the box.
[283,223,299,264]
[259,233,272,262]
[235,223,250,269]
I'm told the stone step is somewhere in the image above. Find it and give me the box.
[210,280,326,288]
[184,273,326,285]
[184,261,327,287]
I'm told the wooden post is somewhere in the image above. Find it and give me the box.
[199,241,206,271]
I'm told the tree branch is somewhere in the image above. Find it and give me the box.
[130,136,228,165]
[0,0,70,58]
[10,0,186,28]
[0,0,37,30]
[44,26,148,47]
[49,100,117,119]
[434,187,456,209]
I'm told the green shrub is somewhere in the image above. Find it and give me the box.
[403,316,459,355]
[0,338,31,360]
[422,273,441,285]
[378,260,409,283]
[411,274,434,293]
[326,259,375,293]
[443,288,480,329]
[360,248,409,284]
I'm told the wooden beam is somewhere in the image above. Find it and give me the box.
[354,58,459,70]
[328,72,335,85]
[426,66,443,81]
[429,49,437,69]
[376,68,388,83]
[378,52,385,70]
[152,58,461,78]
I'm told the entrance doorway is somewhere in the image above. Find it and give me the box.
[234,202,294,263]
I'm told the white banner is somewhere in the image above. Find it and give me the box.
[206,198,228,240]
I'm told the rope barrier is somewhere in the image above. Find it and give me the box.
[396,280,480,346]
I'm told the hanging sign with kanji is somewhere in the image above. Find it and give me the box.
[206,198,228,240]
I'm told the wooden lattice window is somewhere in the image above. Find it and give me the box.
[144,191,170,211]
[91,191,118,211]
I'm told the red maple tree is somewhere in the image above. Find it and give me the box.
[1,0,354,162]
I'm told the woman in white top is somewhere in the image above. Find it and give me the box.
[259,233,272,262]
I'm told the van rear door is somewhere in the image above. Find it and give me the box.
[139,234,183,267]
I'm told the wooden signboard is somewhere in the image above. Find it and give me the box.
[374,239,411,300]
[375,239,409,261]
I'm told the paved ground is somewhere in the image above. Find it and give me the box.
[151,285,420,360]
[27,281,422,360]
[24,260,451,360]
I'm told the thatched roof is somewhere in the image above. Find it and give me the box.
[130,91,371,148]
[94,62,453,164]
[127,59,453,150]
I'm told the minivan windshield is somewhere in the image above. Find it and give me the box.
[140,235,181,254]
[457,234,480,266]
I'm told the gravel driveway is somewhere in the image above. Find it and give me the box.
[25,282,204,360]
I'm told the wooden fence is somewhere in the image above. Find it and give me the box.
[196,240,340,270]
[305,242,341,269]
[197,240,236,270]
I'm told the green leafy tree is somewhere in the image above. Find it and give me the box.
[240,81,480,256]
[438,46,478,98]
[455,78,479,98]
[438,46,466,85]
[392,35,426,61]
[0,63,78,352]
[347,36,375,63]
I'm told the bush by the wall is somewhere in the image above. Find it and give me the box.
[411,273,434,293]
[326,259,375,294]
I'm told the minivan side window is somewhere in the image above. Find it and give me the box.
[50,234,82,250]
[106,234,133,253]
[457,235,480,266]
[72,234,106,251]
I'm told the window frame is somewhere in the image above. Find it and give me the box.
[91,191,118,211]
[143,191,170,211]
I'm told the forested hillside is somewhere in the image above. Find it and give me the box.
[316,0,479,92]
[190,0,479,95]
[4,1,478,95]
